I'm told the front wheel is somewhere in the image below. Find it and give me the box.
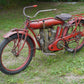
[0,34,34,75]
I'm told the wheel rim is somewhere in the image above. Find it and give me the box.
[66,22,84,50]
[1,38,31,71]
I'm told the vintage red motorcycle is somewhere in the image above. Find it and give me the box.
[0,5,84,75]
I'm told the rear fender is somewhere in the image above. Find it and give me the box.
[68,18,84,24]
[64,18,84,37]
[3,30,36,57]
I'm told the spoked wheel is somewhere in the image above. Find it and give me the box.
[65,21,84,53]
[0,34,34,75]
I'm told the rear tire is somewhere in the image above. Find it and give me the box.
[0,34,34,75]
[65,21,84,53]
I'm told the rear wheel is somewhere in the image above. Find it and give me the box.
[65,21,84,52]
[0,34,34,75]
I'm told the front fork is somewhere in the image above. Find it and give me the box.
[11,29,28,56]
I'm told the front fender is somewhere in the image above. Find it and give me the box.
[3,30,36,57]
[4,30,25,38]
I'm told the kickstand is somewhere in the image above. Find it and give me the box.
[42,51,56,56]
[64,49,67,54]
[73,48,76,56]
[73,40,79,56]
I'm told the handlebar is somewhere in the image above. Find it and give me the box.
[23,5,56,18]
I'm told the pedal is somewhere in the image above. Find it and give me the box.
[66,48,74,52]
[42,52,56,56]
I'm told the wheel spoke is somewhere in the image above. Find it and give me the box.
[1,36,30,71]
[65,21,84,52]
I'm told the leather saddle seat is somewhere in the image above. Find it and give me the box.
[55,13,72,21]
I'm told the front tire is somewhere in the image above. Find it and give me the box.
[0,34,34,75]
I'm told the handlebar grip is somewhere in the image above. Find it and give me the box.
[33,5,38,8]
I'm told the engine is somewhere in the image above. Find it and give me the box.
[39,27,56,52]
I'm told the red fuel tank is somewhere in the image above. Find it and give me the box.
[29,18,64,29]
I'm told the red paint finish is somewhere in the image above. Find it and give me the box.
[48,32,82,51]
[33,5,38,7]
[48,38,63,51]
[32,17,54,21]
[55,27,63,39]
[27,27,40,48]
[29,18,64,29]
[80,31,84,36]
[58,28,63,38]
[1,40,31,71]
[3,30,36,56]
[3,14,84,53]
[55,26,60,40]
[62,27,68,37]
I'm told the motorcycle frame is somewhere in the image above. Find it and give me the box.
[3,5,84,55]
[24,17,84,51]
[3,16,84,55]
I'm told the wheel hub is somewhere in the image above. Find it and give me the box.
[11,49,19,57]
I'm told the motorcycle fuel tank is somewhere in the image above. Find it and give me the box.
[29,18,64,29]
